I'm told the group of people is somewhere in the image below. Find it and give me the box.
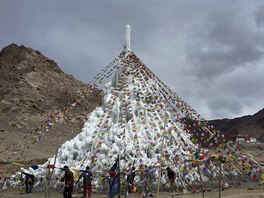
[125,165,178,196]
[63,165,92,198]
[20,165,178,197]
[61,165,178,198]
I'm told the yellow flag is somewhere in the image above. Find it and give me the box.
[71,169,80,175]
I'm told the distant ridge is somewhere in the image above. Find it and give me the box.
[209,108,264,142]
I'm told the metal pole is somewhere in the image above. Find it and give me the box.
[156,114,167,198]
[45,161,50,198]
[198,162,205,198]
[48,162,51,198]
[118,155,121,198]
[20,173,23,194]
[156,165,162,198]
[219,160,222,198]
[47,148,58,198]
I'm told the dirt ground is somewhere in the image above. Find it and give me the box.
[0,187,263,198]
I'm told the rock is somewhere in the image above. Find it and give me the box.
[9,121,22,129]
[0,100,12,105]
[71,118,77,123]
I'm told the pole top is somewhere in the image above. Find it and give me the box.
[123,24,131,52]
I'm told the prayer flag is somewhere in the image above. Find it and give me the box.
[108,158,120,198]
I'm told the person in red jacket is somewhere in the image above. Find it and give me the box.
[63,166,74,198]
[82,166,93,198]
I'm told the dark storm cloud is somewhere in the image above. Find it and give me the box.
[0,0,263,119]
[203,65,264,118]
[185,7,263,80]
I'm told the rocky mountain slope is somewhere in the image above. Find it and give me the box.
[0,44,101,170]
[209,108,264,142]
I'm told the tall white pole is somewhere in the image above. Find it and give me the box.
[123,24,131,52]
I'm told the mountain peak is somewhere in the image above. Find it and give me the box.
[0,43,63,81]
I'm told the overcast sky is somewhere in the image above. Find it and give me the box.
[0,0,263,120]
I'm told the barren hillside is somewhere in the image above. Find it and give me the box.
[0,44,101,170]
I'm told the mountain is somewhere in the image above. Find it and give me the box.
[209,108,264,142]
[0,43,101,169]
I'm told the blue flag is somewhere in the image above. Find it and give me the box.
[108,158,120,198]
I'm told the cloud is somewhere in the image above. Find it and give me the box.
[185,6,263,80]
[255,4,264,28]
[205,62,264,118]
[0,0,263,120]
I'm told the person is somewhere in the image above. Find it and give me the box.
[143,165,150,197]
[126,166,136,194]
[22,172,35,194]
[82,166,93,198]
[63,166,74,198]
[166,167,178,192]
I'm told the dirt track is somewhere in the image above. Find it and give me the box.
[0,187,263,198]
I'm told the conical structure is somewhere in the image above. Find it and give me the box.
[34,53,222,187]
[55,52,199,170]
[24,26,263,188]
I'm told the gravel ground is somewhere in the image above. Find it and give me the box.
[0,187,263,198]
